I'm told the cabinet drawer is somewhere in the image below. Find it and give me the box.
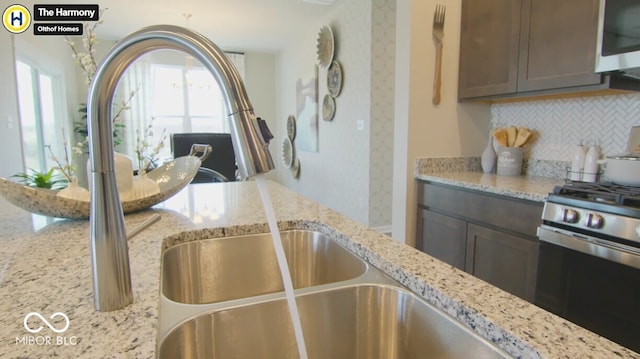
[418,182,543,237]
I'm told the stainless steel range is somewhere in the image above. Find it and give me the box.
[536,182,640,353]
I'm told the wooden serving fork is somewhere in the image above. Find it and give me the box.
[432,4,446,105]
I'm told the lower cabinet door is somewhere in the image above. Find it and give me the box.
[418,209,467,271]
[466,223,539,301]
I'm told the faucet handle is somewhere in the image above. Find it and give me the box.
[256,117,274,144]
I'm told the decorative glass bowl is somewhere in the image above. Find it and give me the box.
[0,156,201,219]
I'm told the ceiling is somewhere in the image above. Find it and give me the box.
[51,0,336,52]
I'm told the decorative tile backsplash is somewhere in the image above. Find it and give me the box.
[491,93,640,162]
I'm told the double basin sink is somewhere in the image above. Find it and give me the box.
[158,229,511,358]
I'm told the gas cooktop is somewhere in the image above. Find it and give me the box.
[548,182,640,218]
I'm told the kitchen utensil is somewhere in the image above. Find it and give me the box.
[497,146,523,176]
[432,4,445,105]
[492,128,508,147]
[506,126,517,147]
[605,154,640,186]
[513,127,532,147]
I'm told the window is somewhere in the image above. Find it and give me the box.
[120,52,245,166]
[15,60,66,173]
[149,64,228,162]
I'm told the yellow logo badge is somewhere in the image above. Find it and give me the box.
[3,4,31,34]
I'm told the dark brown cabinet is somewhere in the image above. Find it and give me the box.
[458,0,521,99]
[466,223,539,301]
[417,181,543,302]
[458,0,640,102]
[418,209,467,270]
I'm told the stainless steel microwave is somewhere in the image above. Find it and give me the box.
[595,0,640,79]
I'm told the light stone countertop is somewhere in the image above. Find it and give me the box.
[415,172,565,203]
[0,180,638,358]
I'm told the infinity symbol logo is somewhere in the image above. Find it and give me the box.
[23,312,70,334]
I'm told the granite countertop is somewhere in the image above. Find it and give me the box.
[416,172,564,202]
[414,156,566,202]
[1,181,638,358]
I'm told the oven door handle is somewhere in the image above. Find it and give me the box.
[592,238,640,256]
[537,225,640,270]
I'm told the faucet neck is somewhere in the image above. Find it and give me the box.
[88,25,274,311]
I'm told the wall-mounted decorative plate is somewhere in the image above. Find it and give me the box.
[287,115,297,141]
[316,25,334,68]
[322,94,336,121]
[327,60,343,97]
[281,137,295,168]
[291,157,300,178]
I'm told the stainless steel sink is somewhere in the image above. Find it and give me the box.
[158,229,513,358]
[162,230,367,304]
[158,284,510,359]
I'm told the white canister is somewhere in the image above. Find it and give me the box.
[583,145,600,183]
[569,143,586,181]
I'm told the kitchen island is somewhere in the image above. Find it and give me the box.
[0,180,637,358]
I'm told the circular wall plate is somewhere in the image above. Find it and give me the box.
[322,94,336,121]
[286,115,296,141]
[281,137,295,168]
[316,25,334,68]
[327,60,343,97]
[291,157,300,179]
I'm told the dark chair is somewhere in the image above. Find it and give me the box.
[171,133,237,183]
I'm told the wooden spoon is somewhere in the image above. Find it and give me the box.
[492,128,508,147]
[513,127,532,147]
[506,126,517,147]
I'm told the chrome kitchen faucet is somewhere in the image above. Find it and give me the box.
[87,25,274,311]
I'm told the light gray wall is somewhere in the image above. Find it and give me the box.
[274,0,396,229]
[391,0,492,244]
[244,51,278,182]
[369,0,396,229]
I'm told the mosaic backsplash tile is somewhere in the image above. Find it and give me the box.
[420,93,640,180]
[491,93,640,162]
